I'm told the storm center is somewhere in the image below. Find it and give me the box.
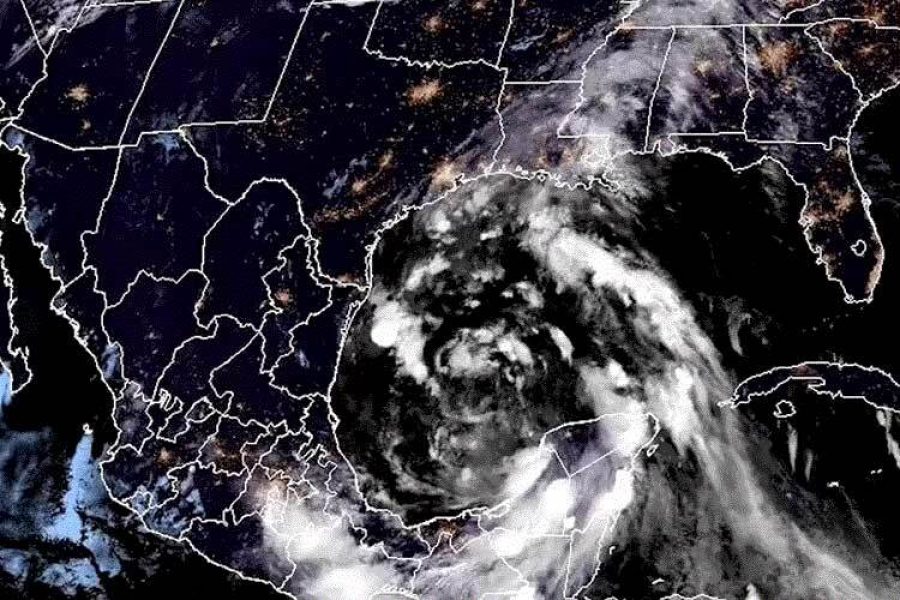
[332,175,692,523]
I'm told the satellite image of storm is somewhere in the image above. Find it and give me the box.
[4,0,900,599]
